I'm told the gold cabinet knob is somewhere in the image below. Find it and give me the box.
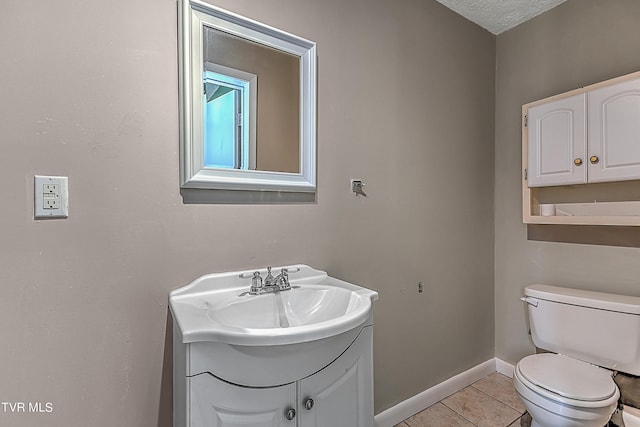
[590,155,599,164]
[574,158,583,166]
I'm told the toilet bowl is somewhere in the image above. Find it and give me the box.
[515,285,640,427]
[513,354,619,427]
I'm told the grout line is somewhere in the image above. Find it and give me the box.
[468,385,525,425]
[444,385,523,427]
[468,384,508,406]
[469,379,527,414]
[503,402,526,413]
[440,397,480,426]
[401,373,528,427]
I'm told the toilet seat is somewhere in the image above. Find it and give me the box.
[516,354,617,404]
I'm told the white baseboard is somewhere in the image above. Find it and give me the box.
[495,358,515,378]
[374,358,512,427]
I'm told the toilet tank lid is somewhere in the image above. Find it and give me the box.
[525,284,640,315]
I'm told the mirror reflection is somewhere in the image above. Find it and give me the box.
[203,27,300,174]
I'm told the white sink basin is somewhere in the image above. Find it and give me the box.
[170,265,378,346]
[208,286,359,328]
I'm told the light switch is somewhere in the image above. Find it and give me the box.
[34,175,68,219]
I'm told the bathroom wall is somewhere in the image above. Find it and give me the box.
[495,0,640,364]
[0,0,494,425]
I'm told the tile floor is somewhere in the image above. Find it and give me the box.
[394,373,531,427]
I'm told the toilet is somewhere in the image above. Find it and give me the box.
[514,284,640,427]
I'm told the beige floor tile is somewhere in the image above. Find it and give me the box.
[442,386,522,427]
[472,373,527,413]
[404,402,475,427]
[393,423,409,427]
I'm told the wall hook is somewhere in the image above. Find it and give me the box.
[351,179,367,197]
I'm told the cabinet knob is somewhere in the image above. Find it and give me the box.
[285,408,296,421]
[304,398,314,410]
[590,155,599,164]
[574,158,583,166]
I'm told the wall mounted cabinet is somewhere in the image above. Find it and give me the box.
[523,71,640,225]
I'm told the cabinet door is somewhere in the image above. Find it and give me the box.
[588,77,640,183]
[527,93,587,187]
[298,327,373,427]
[189,374,297,427]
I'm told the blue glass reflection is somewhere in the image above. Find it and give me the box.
[204,90,237,168]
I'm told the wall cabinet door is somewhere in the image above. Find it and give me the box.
[527,76,640,188]
[588,78,640,183]
[298,328,373,427]
[527,93,587,187]
[189,374,297,427]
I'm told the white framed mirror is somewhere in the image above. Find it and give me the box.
[178,0,317,193]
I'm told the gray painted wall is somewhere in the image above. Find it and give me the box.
[0,0,495,425]
[495,0,640,365]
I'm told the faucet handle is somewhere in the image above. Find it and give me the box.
[239,270,258,279]
[277,268,291,290]
[249,271,263,294]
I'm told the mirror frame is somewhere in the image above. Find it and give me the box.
[178,0,317,192]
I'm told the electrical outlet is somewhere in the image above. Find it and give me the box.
[43,184,59,194]
[34,175,68,219]
[43,197,59,210]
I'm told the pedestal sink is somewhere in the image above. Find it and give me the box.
[170,265,378,427]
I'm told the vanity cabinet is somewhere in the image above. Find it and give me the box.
[183,326,373,427]
[297,328,372,427]
[522,70,640,225]
[190,377,295,426]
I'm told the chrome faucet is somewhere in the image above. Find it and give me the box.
[264,266,277,288]
[240,266,300,295]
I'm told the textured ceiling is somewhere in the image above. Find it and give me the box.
[435,0,567,35]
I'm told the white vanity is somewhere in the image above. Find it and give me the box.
[170,265,378,427]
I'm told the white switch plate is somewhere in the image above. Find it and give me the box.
[34,175,69,219]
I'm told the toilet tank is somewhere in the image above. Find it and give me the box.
[523,284,640,375]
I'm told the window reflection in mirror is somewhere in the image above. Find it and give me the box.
[203,64,256,170]
[203,26,300,173]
